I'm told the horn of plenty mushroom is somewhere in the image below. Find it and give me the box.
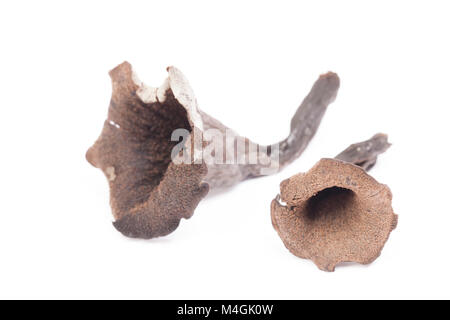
[271,134,397,271]
[86,62,340,239]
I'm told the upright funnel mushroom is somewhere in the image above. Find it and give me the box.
[271,134,397,271]
[87,62,340,239]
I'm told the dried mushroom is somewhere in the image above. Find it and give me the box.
[87,62,340,239]
[271,134,397,271]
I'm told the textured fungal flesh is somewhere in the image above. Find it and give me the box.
[87,61,340,239]
[271,135,397,271]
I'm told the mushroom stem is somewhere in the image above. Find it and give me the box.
[335,133,391,171]
[269,72,340,169]
[203,72,340,188]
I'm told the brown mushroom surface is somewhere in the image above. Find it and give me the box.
[87,62,340,239]
[271,135,397,271]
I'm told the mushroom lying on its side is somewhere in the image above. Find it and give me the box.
[271,134,398,271]
[87,62,340,239]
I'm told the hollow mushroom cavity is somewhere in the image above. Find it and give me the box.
[87,61,340,239]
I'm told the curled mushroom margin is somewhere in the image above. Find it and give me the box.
[271,134,398,271]
[87,62,340,239]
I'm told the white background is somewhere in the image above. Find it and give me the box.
[1,0,449,299]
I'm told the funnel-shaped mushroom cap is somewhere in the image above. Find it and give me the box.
[86,62,209,239]
[271,158,397,271]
